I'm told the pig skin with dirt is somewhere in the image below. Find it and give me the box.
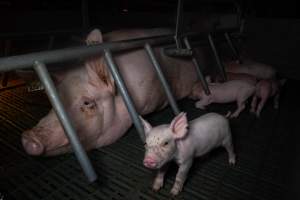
[21,28,200,156]
[141,112,235,196]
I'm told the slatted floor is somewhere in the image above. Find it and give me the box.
[0,79,297,200]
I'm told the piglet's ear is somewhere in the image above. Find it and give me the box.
[139,116,152,137]
[170,112,188,139]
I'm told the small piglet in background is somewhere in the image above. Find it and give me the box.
[140,112,236,196]
[251,79,286,117]
[191,80,256,118]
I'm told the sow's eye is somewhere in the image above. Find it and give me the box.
[81,97,96,111]
[163,141,169,147]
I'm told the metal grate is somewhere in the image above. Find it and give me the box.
[0,82,291,200]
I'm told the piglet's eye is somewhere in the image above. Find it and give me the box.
[163,141,169,146]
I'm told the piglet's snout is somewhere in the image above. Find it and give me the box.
[143,156,157,169]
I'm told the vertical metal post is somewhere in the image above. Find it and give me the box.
[47,36,55,50]
[103,49,145,142]
[174,0,184,49]
[208,33,227,82]
[1,40,11,87]
[224,32,240,63]
[33,61,97,183]
[81,0,89,31]
[183,37,211,95]
[144,43,180,115]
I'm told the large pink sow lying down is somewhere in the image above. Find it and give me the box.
[22,28,202,156]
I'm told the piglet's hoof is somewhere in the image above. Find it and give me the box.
[170,181,182,196]
[170,187,181,196]
[152,179,164,191]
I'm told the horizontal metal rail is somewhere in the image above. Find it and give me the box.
[0,29,84,39]
[0,28,238,72]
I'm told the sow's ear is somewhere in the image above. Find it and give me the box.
[86,29,103,44]
[139,116,152,138]
[170,112,188,139]
[85,29,115,94]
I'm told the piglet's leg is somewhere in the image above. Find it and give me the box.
[170,160,193,196]
[256,97,267,117]
[274,93,280,109]
[152,163,169,191]
[230,101,246,118]
[250,96,258,113]
[223,140,236,165]
[195,96,211,110]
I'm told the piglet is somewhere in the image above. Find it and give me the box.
[251,79,286,117]
[215,72,257,85]
[191,80,256,118]
[225,60,276,80]
[140,112,236,196]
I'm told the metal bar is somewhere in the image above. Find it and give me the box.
[0,29,239,72]
[33,61,97,182]
[81,0,89,31]
[144,43,180,115]
[47,36,55,50]
[103,50,145,142]
[224,32,240,62]
[183,37,210,95]
[0,29,84,39]
[208,33,227,82]
[174,0,184,49]
[0,34,175,72]
[1,40,11,87]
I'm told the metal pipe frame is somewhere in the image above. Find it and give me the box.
[174,0,184,49]
[81,0,89,31]
[183,37,211,95]
[1,40,11,87]
[0,34,174,72]
[33,61,97,182]
[208,33,227,82]
[0,28,238,182]
[104,49,145,142]
[224,32,240,63]
[144,43,180,116]
[47,36,55,50]
[0,28,239,72]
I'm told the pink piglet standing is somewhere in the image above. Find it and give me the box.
[140,112,236,196]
